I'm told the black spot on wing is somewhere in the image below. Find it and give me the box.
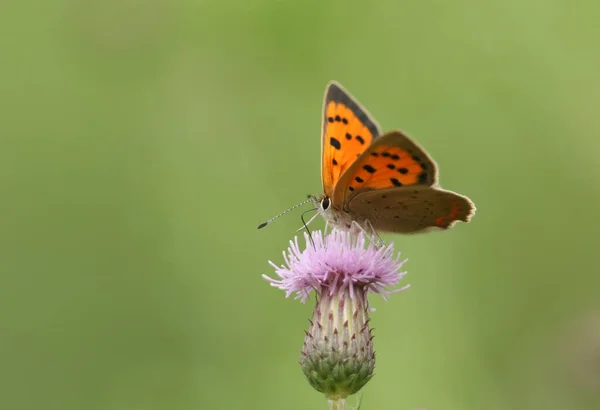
[390,178,403,187]
[330,137,341,150]
[325,83,380,138]
[363,165,376,173]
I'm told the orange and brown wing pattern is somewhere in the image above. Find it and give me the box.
[333,131,438,206]
[347,186,475,233]
[321,82,381,197]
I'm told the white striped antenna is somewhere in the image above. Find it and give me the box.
[257,198,314,229]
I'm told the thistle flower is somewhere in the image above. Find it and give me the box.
[264,229,408,408]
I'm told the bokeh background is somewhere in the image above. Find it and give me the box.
[2,1,600,409]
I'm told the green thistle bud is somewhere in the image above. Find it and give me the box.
[300,287,375,400]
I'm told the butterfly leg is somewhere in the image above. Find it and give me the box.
[350,220,386,248]
[365,219,386,248]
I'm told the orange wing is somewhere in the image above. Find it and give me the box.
[332,131,439,207]
[321,82,381,197]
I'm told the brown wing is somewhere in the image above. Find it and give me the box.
[321,81,381,197]
[347,186,475,234]
[332,131,438,208]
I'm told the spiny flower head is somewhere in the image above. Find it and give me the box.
[264,229,409,401]
[263,229,409,303]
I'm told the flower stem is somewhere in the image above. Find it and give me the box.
[328,398,346,410]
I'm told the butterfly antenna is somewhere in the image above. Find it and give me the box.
[257,198,313,229]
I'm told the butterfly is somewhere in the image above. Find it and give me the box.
[312,81,475,235]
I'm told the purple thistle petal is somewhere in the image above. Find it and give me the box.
[264,229,408,303]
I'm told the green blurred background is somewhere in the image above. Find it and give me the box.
[2,1,600,409]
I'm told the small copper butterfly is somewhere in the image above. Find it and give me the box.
[316,81,475,235]
[259,81,475,235]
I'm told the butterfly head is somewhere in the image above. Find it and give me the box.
[311,194,338,220]
[309,194,329,212]
[311,193,358,232]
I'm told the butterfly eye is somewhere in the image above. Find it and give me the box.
[321,197,331,210]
